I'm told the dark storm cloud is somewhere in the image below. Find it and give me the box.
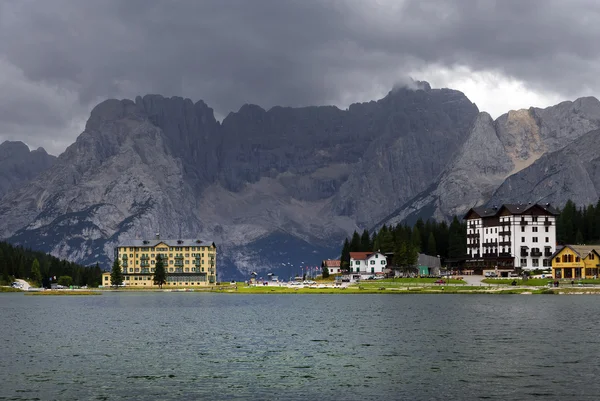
[1,0,599,154]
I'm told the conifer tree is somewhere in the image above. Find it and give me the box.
[427,232,437,256]
[340,238,350,271]
[31,258,42,286]
[110,259,124,288]
[360,229,371,252]
[153,254,167,288]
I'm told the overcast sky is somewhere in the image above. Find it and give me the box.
[1,0,599,155]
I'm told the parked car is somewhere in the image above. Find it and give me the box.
[434,279,446,284]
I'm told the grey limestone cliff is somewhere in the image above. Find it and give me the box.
[380,97,600,227]
[0,141,56,200]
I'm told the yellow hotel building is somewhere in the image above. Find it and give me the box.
[102,236,216,287]
[552,245,600,279]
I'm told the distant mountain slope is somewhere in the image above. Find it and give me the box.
[488,128,600,207]
[0,141,56,200]
[380,97,600,227]
[0,83,479,278]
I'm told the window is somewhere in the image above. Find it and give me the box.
[381,260,386,265]
[532,237,538,243]
[486,229,488,234]
[543,259,550,267]
[521,237,525,242]
[355,261,360,266]
[545,227,549,232]
[521,226,525,232]
[371,267,375,273]
[591,253,596,260]
[533,216,538,222]
[521,259,527,266]
[151,260,155,265]
[545,237,549,242]
[169,260,173,265]
[555,257,560,263]
[356,268,360,273]
[375,254,379,258]
[532,259,539,267]
[370,260,375,265]
[532,227,538,232]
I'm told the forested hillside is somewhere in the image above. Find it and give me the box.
[0,241,102,287]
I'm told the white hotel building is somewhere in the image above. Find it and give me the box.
[464,203,559,275]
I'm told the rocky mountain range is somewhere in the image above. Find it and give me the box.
[1,82,599,279]
[0,141,56,200]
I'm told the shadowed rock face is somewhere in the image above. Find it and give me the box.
[0,84,479,278]
[380,97,600,228]
[0,141,56,200]
[488,128,600,208]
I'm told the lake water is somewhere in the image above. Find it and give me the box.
[1,293,600,400]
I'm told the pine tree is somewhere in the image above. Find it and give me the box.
[153,254,167,288]
[448,216,466,258]
[340,238,350,271]
[349,231,361,252]
[31,258,42,286]
[110,259,124,288]
[411,226,422,252]
[322,264,330,279]
[427,232,437,256]
[360,229,371,252]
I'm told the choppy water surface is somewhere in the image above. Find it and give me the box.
[1,293,600,400]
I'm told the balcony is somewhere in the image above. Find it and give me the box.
[500,221,511,226]
[499,230,511,236]
[483,241,498,246]
[141,268,150,274]
[174,255,183,260]
[467,233,479,239]
[122,255,128,260]
[174,268,183,273]
[520,220,528,226]
[140,262,149,267]
[520,251,529,257]
[531,250,542,257]
[544,220,552,226]
[499,241,512,247]
[499,252,512,257]
[469,223,476,228]
[140,255,149,260]
[174,262,183,267]
[472,253,481,259]
[544,250,553,257]
[483,253,497,258]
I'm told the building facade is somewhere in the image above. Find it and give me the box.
[321,259,341,275]
[102,236,217,287]
[464,203,559,275]
[552,245,600,279]
[348,251,387,280]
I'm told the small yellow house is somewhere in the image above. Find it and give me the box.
[552,245,600,279]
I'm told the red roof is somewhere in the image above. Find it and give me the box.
[322,259,341,267]
[349,252,373,260]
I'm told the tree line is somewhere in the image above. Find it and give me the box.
[556,199,600,245]
[340,216,467,270]
[339,199,600,271]
[0,241,102,287]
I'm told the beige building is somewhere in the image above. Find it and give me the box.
[102,236,217,287]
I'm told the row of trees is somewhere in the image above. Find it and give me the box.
[339,199,600,272]
[110,255,168,288]
[557,199,600,245]
[340,216,467,270]
[0,241,102,287]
